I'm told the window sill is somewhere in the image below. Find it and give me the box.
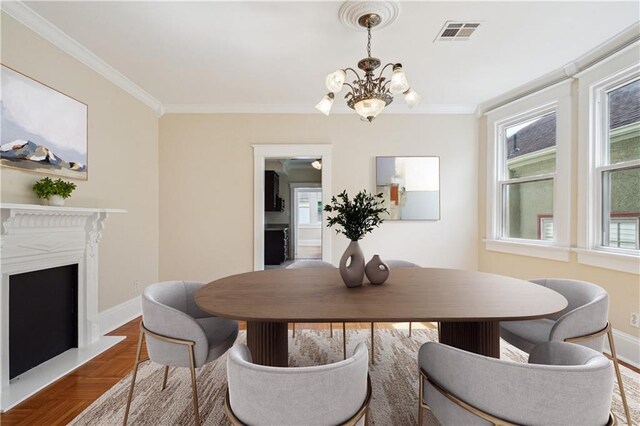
[483,239,571,262]
[574,248,639,274]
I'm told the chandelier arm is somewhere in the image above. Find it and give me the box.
[344,67,362,80]
[377,63,396,79]
[343,82,356,91]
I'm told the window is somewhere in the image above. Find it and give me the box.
[298,193,311,224]
[539,216,554,241]
[502,112,556,240]
[485,81,571,261]
[296,190,322,226]
[609,217,639,249]
[600,80,640,250]
[576,51,639,274]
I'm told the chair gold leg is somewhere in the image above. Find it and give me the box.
[608,329,632,426]
[292,322,296,338]
[409,322,412,337]
[330,322,333,337]
[123,329,144,426]
[188,346,201,426]
[343,322,347,360]
[161,365,169,390]
[370,322,375,365]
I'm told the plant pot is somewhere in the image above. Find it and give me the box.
[365,255,389,285]
[48,195,65,206]
[339,240,365,288]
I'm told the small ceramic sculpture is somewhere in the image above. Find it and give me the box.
[365,255,389,285]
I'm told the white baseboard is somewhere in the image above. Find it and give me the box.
[605,328,640,369]
[96,296,141,335]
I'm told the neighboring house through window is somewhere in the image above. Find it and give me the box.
[577,47,639,273]
[485,81,572,261]
[602,80,639,250]
[504,112,556,240]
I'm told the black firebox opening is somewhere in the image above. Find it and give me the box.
[9,264,78,380]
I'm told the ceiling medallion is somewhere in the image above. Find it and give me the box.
[316,2,420,122]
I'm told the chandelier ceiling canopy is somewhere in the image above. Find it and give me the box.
[316,2,420,122]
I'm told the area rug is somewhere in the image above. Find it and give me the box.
[70,328,639,425]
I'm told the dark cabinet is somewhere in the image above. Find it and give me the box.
[265,228,288,265]
[265,171,284,212]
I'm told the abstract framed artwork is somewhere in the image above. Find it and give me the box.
[376,156,440,220]
[1,65,88,180]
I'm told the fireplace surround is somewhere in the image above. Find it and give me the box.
[0,203,125,411]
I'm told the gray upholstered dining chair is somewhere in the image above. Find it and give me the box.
[286,261,350,358]
[225,342,371,426]
[123,281,239,426]
[385,260,421,337]
[418,341,616,426]
[500,278,631,425]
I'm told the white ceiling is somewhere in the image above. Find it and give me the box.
[19,1,640,113]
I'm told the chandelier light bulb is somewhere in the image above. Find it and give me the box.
[325,69,346,93]
[311,160,322,170]
[389,65,410,95]
[315,93,335,116]
[403,88,421,108]
[354,98,386,121]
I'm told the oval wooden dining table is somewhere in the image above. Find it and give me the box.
[195,267,567,367]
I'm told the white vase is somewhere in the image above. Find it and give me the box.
[48,195,65,206]
[339,240,365,288]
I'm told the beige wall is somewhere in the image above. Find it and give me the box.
[0,14,160,311]
[477,108,640,336]
[159,114,478,282]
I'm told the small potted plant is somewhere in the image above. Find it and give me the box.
[324,190,387,287]
[32,177,77,206]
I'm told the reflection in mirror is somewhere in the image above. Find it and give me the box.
[376,156,440,220]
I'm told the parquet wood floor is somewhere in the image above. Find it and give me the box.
[0,319,433,425]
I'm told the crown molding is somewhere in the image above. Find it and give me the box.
[2,1,476,117]
[1,1,163,115]
[478,22,640,116]
[162,103,477,115]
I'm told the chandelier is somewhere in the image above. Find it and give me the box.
[315,12,420,122]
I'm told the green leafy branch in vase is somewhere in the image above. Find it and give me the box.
[323,190,388,241]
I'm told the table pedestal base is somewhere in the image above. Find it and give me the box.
[439,321,500,358]
[246,321,288,366]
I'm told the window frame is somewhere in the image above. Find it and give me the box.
[485,81,572,261]
[576,48,640,274]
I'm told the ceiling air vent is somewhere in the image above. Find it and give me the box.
[435,21,481,42]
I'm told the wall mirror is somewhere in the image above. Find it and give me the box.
[376,156,440,220]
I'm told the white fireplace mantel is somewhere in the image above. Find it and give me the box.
[0,203,126,411]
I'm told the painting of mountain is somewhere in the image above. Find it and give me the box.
[1,65,88,179]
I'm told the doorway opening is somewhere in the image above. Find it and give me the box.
[253,144,332,271]
[263,159,322,269]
